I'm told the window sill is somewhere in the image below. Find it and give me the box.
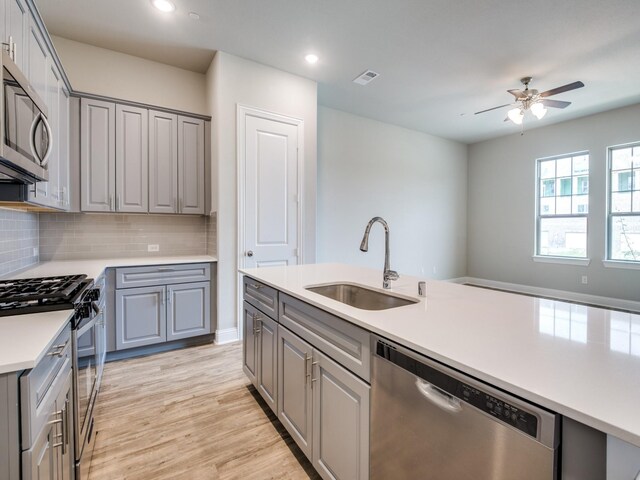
[532,255,591,266]
[602,260,640,270]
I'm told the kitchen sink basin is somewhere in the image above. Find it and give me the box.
[305,283,418,311]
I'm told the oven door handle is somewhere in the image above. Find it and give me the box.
[76,314,99,338]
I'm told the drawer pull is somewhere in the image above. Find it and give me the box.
[158,267,175,272]
[47,341,69,357]
[251,283,263,290]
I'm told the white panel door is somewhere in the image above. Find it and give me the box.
[242,111,300,269]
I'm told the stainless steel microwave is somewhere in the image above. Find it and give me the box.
[0,49,51,183]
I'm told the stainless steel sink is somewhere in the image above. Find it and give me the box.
[305,283,418,311]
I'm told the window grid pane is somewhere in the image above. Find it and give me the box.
[537,153,589,257]
[608,142,640,262]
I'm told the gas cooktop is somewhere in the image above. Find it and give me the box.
[0,275,92,317]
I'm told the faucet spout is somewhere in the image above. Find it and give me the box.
[359,217,398,289]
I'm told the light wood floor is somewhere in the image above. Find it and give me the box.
[88,342,320,480]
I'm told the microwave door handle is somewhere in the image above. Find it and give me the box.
[28,112,41,164]
[40,113,53,167]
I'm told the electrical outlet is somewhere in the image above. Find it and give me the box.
[148,244,160,252]
[432,266,437,275]
[32,247,38,257]
[581,275,588,285]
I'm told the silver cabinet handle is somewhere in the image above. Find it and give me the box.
[167,289,172,305]
[116,194,120,211]
[161,289,166,305]
[311,360,319,384]
[305,354,312,384]
[158,267,175,272]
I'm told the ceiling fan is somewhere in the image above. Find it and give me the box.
[475,77,585,125]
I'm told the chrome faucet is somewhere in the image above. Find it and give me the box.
[359,217,399,289]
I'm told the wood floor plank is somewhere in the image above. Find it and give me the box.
[88,342,320,480]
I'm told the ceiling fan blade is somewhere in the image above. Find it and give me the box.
[541,99,571,109]
[507,89,526,99]
[539,81,585,98]
[475,103,513,115]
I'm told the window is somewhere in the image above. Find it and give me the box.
[608,143,640,262]
[536,153,589,258]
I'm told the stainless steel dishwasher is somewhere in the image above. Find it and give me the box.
[371,336,560,480]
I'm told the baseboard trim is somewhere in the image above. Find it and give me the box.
[456,276,640,313]
[215,327,239,345]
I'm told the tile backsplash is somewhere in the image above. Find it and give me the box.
[0,208,39,276]
[206,212,217,256]
[39,213,209,261]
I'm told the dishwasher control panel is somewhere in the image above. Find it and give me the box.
[458,384,538,437]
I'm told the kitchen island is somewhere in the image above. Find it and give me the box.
[240,263,640,451]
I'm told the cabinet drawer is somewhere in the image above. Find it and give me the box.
[20,324,72,449]
[243,276,278,320]
[116,263,210,289]
[279,293,371,382]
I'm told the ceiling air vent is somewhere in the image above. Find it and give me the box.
[353,70,380,85]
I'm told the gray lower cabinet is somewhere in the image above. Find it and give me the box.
[115,267,212,351]
[167,281,211,341]
[277,326,313,458]
[115,285,167,350]
[277,325,370,480]
[312,349,370,480]
[243,301,279,412]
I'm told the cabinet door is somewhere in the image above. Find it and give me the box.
[116,104,148,212]
[257,314,278,412]
[26,22,49,202]
[177,116,205,214]
[80,98,116,212]
[58,88,70,210]
[55,371,74,480]
[21,420,56,480]
[44,62,60,207]
[278,326,313,459]
[115,286,166,350]
[5,0,28,71]
[149,110,178,214]
[242,301,258,386]
[166,281,210,341]
[312,350,370,480]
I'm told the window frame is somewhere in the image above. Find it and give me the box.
[534,151,590,261]
[606,141,640,264]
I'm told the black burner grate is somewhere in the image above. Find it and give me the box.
[0,275,87,303]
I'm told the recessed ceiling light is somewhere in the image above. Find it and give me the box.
[151,0,175,13]
[305,54,319,64]
[188,12,200,20]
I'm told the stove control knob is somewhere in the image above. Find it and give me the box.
[86,289,100,301]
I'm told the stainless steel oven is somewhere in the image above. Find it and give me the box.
[0,49,51,183]
[72,284,105,480]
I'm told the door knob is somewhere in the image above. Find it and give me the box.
[247,250,254,257]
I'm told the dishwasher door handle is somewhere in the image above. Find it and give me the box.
[416,379,462,413]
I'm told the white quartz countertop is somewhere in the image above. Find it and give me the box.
[0,310,71,374]
[0,255,217,375]
[240,263,640,447]
[8,255,218,281]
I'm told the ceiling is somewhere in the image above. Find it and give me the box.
[36,0,640,144]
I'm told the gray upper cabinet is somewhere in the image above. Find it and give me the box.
[5,0,28,71]
[115,285,167,350]
[116,104,148,213]
[80,98,116,212]
[57,88,70,209]
[149,110,178,214]
[177,116,205,214]
[43,62,59,207]
[278,326,313,459]
[166,281,210,341]
[312,350,370,480]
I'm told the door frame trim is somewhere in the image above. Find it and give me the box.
[236,104,305,339]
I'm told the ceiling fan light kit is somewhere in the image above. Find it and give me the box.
[476,77,584,127]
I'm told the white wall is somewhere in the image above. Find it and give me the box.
[468,103,640,302]
[206,51,317,341]
[317,107,468,280]
[51,36,207,115]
